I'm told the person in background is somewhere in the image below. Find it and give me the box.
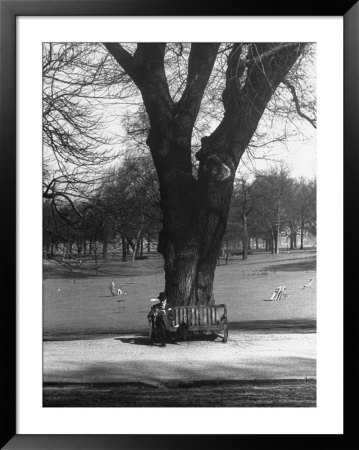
[110,280,116,297]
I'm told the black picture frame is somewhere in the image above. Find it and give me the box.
[1,0,356,448]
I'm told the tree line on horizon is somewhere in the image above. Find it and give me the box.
[43,157,316,264]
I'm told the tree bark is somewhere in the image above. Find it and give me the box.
[290,232,294,250]
[300,227,304,250]
[272,227,278,254]
[126,238,134,255]
[103,240,108,258]
[242,215,248,260]
[121,236,127,261]
[147,233,151,253]
[133,215,144,261]
[155,133,236,305]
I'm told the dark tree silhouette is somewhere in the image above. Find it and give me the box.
[103,42,307,305]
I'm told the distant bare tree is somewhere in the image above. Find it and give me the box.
[231,174,258,260]
[42,43,136,211]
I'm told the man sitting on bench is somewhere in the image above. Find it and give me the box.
[148,291,174,347]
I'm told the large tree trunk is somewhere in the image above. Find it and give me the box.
[155,136,235,305]
[105,41,305,306]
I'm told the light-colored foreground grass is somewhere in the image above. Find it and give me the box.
[43,379,316,407]
[43,251,316,338]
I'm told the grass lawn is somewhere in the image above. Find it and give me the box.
[43,250,316,340]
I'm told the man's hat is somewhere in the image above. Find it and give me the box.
[158,292,167,302]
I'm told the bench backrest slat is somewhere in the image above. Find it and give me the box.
[171,304,226,327]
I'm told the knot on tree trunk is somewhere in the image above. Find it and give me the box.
[202,154,234,182]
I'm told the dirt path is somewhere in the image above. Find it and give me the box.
[44,330,316,385]
[43,329,316,407]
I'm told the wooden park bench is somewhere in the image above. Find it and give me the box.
[148,304,228,343]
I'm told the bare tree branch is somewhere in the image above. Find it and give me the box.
[43,191,83,219]
[282,79,317,128]
[103,43,135,78]
[177,43,220,126]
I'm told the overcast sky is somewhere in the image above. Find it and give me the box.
[249,128,316,180]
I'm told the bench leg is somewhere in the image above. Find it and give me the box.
[149,329,154,345]
[222,324,228,343]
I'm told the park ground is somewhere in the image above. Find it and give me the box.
[43,250,316,407]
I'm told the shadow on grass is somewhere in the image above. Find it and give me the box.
[266,259,316,273]
[115,333,220,346]
[43,379,316,407]
[116,336,181,347]
[228,319,316,333]
[43,319,316,342]
[115,336,155,346]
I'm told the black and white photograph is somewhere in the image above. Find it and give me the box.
[42,41,318,408]
[3,8,348,443]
